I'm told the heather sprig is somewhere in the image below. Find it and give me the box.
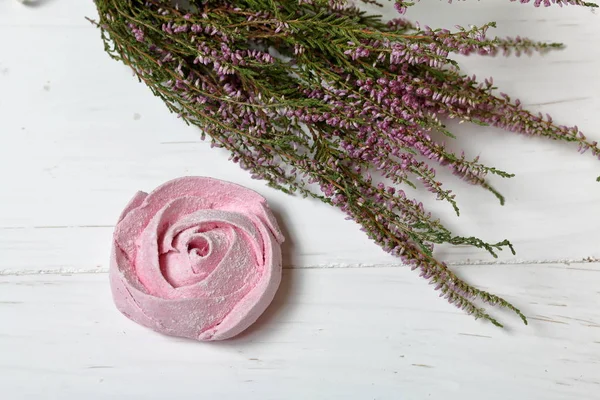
[92,0,598,327]
[394,0,598,11]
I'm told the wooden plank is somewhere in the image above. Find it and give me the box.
[1,1,599,271]
[1,265,599,399]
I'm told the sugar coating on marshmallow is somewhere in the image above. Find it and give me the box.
[110,177,284,341]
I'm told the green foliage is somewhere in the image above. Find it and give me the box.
[91,0,598,328]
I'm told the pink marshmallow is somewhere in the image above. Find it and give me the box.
[109,177,284,341]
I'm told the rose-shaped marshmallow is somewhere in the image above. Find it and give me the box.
[110,177,284,341]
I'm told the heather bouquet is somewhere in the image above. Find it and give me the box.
[92,0,599,327]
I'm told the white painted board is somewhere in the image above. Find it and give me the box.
[0,1,599,272]
[1,264,599,399]
[1,1,600,398]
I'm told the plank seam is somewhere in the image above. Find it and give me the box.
[1,258,598,276]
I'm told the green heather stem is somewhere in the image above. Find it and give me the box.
[91,0,599,327]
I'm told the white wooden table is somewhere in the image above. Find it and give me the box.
[1,1,599,399]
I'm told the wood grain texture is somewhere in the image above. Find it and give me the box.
[1,1,600,398]
[1,265,599,400]
[0,1,599,272]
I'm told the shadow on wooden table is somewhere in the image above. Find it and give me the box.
[218,204,299,343]
[19,0,57,8]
